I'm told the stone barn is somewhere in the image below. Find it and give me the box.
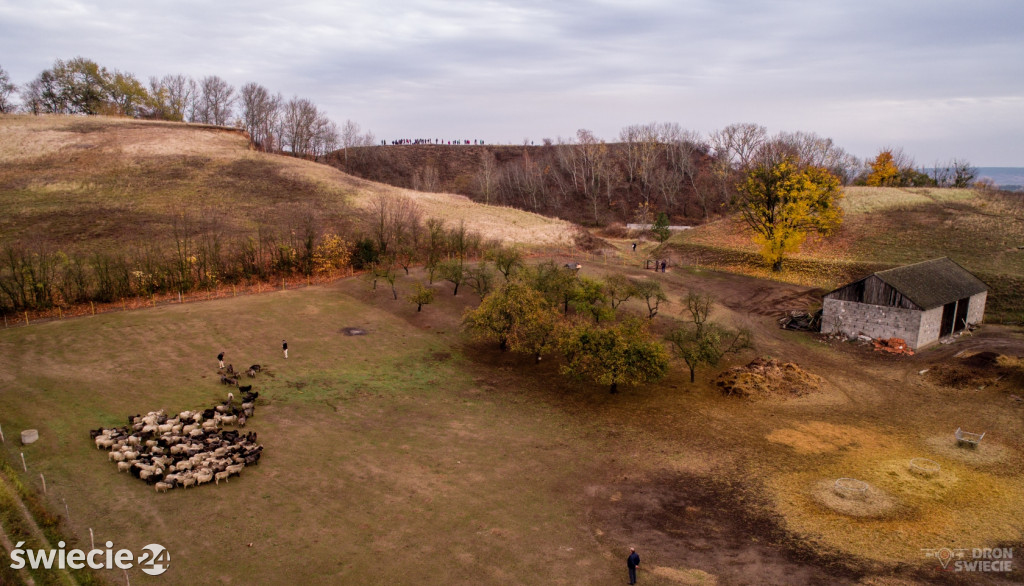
[821,257,987,349]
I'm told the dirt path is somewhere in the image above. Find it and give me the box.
[0,517,36,586]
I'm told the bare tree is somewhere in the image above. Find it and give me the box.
[196,75,236,125]
[148,74,194,121]
[239,82,281,150]
[0,64,17,113]
[710,123,768,171]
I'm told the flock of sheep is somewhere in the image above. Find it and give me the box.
[90,366,265,493]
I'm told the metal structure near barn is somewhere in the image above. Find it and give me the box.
[821,257,987,349]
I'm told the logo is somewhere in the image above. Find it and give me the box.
[139,544,170,576]
[923,547,1013,573]
[9,541,170,575]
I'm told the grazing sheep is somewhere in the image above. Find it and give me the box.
[220,415,237,426]
[226,364,235,375]
[155,481,173,493]
[181,476,196,489]
[246,368,256,378]
[117,461,131,473]
[226,463,244,476]
[249,364,261,373]
[237,385,252,393]
[214,471,230,485]
[196,470,214,485]
[238,413,246,427]
[109,451,125,462]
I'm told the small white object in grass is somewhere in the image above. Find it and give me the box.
[20,429,38,445]
[919,369,929,375]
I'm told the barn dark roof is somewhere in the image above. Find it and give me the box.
[871,258,986,309]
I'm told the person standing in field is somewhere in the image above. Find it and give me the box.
[627,547,640,584]
[218,351,225,369]
[282,340,288,359]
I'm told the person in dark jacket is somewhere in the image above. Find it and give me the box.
[218,351,225,369]
[627,547,640,584]
[282,340,288,359]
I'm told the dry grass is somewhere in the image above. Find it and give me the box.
[668,185,1024,320]
[0,114,575,252]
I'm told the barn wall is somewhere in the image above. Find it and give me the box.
[967,291,987,324]
[822,298,923,347]
[917,306,944,348]
[824,275,919,310]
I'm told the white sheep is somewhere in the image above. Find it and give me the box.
[116,461,131,473]
[155,481,173,493]
[214,471,230,485]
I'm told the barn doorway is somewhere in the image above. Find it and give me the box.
[953,297,970,333]
[940,298,971,337]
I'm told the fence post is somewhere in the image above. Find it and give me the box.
[40,473,46,494]
[3,314,7,328]
[20,452,27,472]
[91,301,96,315]
[233,285,236,297]
[58,306,62,319]
[24,311,29,326]
[179,291,183,303]
[0,423,4,442]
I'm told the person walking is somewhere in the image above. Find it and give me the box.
[627,547,640,584]
[217,351,225,369]
[282,340,288,359]
[631,242,637,252]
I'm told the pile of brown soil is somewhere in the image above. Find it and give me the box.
[716,357,823,399]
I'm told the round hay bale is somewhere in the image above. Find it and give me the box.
[20,429,39,445]
[834,477,869,499]
[909,457,941,478]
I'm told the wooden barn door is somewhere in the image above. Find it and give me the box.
[940,302,956,337]
[954,297,970,332]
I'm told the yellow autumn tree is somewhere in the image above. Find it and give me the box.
[865,150,901,186]
[737,157,843,271]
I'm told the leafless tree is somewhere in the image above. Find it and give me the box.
[0,64,17,113]
[710,123,768,171]
[239,82,281,150]
[148,74,194,122]
[196,75,236,125]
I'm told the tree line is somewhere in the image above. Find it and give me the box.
[0,59,375,159]
[0,194,489,316]
[337,122,982,228]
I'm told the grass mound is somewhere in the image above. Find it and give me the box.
[716,357,822,399]
[809,479,898,518]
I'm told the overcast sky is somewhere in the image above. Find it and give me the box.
[2,0,1022,165]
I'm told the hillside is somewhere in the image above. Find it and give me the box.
[0,115,575,254]
[664,185,1024,320]
[327,142,717,226]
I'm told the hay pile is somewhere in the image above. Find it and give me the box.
[716,357,822,399]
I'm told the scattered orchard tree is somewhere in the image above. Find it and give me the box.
[464,281,560,360]
[408,283,435,312]
[666,292,752,382]
[559,319,669,394]
[633,279,668,319]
